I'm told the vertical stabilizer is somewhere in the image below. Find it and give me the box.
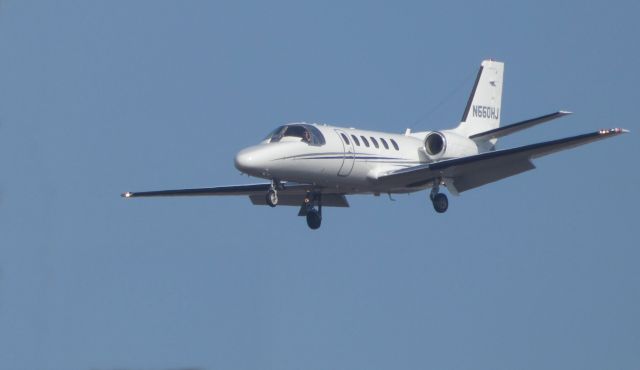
[456,60,504,139]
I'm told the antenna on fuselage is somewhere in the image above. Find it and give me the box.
[408,67,476,130]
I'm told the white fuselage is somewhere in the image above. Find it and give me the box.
[234,123,474,195]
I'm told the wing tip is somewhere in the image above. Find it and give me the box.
[121,192,133,198]
[558,110,573,115]
[598,128,629,135]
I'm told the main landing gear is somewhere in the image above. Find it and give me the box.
[306,209,322,230]
[430,182,448,213]
[264,182,322,230]
[302,192,322,230]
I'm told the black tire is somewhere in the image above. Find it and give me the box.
[432,193,448,213]
[306,210,322,230]
[266,190,278,207]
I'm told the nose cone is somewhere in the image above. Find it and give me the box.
[234,146,266,176]
[234,148,254,172]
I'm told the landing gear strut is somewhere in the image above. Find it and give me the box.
[430,181,448,213]
[302,192,322,230]
[265,180,279,207]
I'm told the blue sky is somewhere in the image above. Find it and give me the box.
[0,1,638,369]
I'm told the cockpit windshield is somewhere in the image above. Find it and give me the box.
[264,124,326,146]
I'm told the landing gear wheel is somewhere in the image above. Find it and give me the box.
[306,210,322,230]
[432,193,448,213]
[266,189,278,207]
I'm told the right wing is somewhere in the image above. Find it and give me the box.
[378,128,628,193]
[122,182,349,207]
[122,183,280,198]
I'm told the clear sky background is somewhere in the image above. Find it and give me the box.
[0,1,638,369]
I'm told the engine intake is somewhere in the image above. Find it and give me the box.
[425,132,446,156]
[422,131,479,161]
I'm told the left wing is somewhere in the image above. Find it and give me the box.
[122,182,350,207]
[377,128,628,193]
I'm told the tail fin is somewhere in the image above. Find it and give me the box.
[455,60,504,139]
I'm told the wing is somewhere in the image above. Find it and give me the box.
[122,182,349,207]
[378,128,628,193]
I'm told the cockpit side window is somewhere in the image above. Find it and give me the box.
[264,126,286,142]
[304,125,326,145]
[265,124,326,146]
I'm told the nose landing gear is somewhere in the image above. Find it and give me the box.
[265,180,280,207]
[266,189,278,207]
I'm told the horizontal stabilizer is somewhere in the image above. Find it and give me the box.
[470,111,572,141]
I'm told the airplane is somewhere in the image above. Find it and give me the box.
[122,59,628,229]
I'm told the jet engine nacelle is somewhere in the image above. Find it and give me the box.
[423,131,479,161]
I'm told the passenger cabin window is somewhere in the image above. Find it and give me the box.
[341,133,350,145]
[351,135,360,146]
[370,137,379,148]
[380,138,389,149]
[360,136,370,147]
[390,139,399,150]
[265,124,326,146]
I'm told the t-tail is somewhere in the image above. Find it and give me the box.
[454,59,504,142]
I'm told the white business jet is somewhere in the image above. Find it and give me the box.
[122,60,628,229]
